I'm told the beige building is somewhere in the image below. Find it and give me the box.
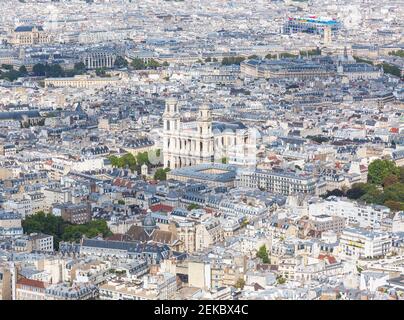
[195,216,224,251]
[16,278,47,300]
[187,259,245,292]
[99,280,157,300]
[188,261,212,291]
[11,26,51,46]
[44,75,120,89]
[177,221,196,253]
[0,264,15,300]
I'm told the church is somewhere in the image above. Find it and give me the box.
[162,98,255,169]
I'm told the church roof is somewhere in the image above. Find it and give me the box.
[14,25,44,32]
[143,213,156,228]
[212,121,247,132]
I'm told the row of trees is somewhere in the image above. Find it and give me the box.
[265,52,302,60]
[204,57,218,63]
[32,62,86,77]
[221,56,246,65]
[306,135,330,143]
[95,67,111,77]
[353,56,402,79]
[323,160,404,212]
[108,152,150,172]
[299,48,321,56]
[353,56,374,65]
[382,63,402,79]
[1,56,129,82]
[22,212,112,249]
[389,50,404,58]
[130,58,167,70]
[0,64,28,81]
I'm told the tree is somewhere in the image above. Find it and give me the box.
[234,278,245,290]
[265,53,277,59]
[346,183,367,199]
[306,135,329,143]
[187,203,200,211]
[22,211,112,249]
[400,167,404,183]
[276,276,286,285]
[382,63,402,78]
[1,64,13,70]
[353,56,374,65]
[280,52,298,58]
[383,183,404,204]
[33,63,46,76]
[256,245,270,264]
[383,175,399,188]
[221,157,228,164]
[0,69,21,81]
[221,56,246,65]
[74,62,86,73]
[108,154,137,171]
[389,50,404,58]
[47,64,64,77]
[205,57,212,62]
[19,65,28,75]
[384,200,404,212]
[95,67,107,77]
[121,153,137,170]
[368,159,400,185]
[114,55,128,68]
[146,59,161,69]
[322,189,344,198]
[117,199,125,205]
[162,61,169,67]
[108,155,119,167]
[131,58,145,70]
[154,168,170,181]
[136,152,149,166]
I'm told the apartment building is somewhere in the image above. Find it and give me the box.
[53,202,92,225]
[310,214,346,234]
[45,283,98,300]
[177,221,196,253]
[0,211,23,238]
[15,278,47,300]
[340,228,392,260]
[237,169,317,195]
[309,197,390,228]
[195,216,224,251]
[13,233,54,253]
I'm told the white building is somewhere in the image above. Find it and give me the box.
[339,228,392,260]
[309,197,390,228]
